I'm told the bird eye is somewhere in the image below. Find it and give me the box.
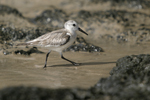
[73,24,76,26]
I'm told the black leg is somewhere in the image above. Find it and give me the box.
[43,50,51,68]
[60,53,81,66]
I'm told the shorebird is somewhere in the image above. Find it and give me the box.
[17,20,88,68]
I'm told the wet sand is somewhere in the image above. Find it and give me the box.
[0,45,150,89]
[0,50,114,89]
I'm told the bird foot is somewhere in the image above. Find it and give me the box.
[72,62,81,66]
[43,65,47,69]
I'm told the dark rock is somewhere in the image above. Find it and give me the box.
[3,50,11,55]
[88,0,150,9]
[14,47,44,55]
[91,74,150,100]
[0,86,92,100]
[65,37,104,52]
[0,5,23,17]
[30,8,67,27]
[0,24,54,41]
[91,54,150,100]
[66,44,104,52]
[77,10,93,19]
[117,32,128,43]
[110,54,150,76]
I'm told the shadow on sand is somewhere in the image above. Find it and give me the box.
[49,61,116,67]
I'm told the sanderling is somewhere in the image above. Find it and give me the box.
[17,20,88,68]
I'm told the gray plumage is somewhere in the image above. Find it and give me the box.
[26,29,70,47]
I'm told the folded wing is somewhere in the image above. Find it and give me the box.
[26,29,70,47]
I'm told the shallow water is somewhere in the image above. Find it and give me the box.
[0,45,150,89]
[0,50,114,89]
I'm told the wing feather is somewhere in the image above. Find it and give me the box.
[26,29,70,47]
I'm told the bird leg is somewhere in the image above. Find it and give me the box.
[43,50,51,68]
[60,53,81,66]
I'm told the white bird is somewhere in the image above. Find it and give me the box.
[17,20,88,68]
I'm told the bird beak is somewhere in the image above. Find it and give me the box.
[78,27,88,35]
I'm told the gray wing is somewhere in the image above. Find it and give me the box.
[26,29,70,47]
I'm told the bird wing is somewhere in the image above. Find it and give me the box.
[26,29,71,47]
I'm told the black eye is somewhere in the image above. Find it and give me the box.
[73,24,76,26]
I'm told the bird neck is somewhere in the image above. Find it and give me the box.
[66,29,76,35]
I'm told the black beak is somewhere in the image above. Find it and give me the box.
[78,27,88,35]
